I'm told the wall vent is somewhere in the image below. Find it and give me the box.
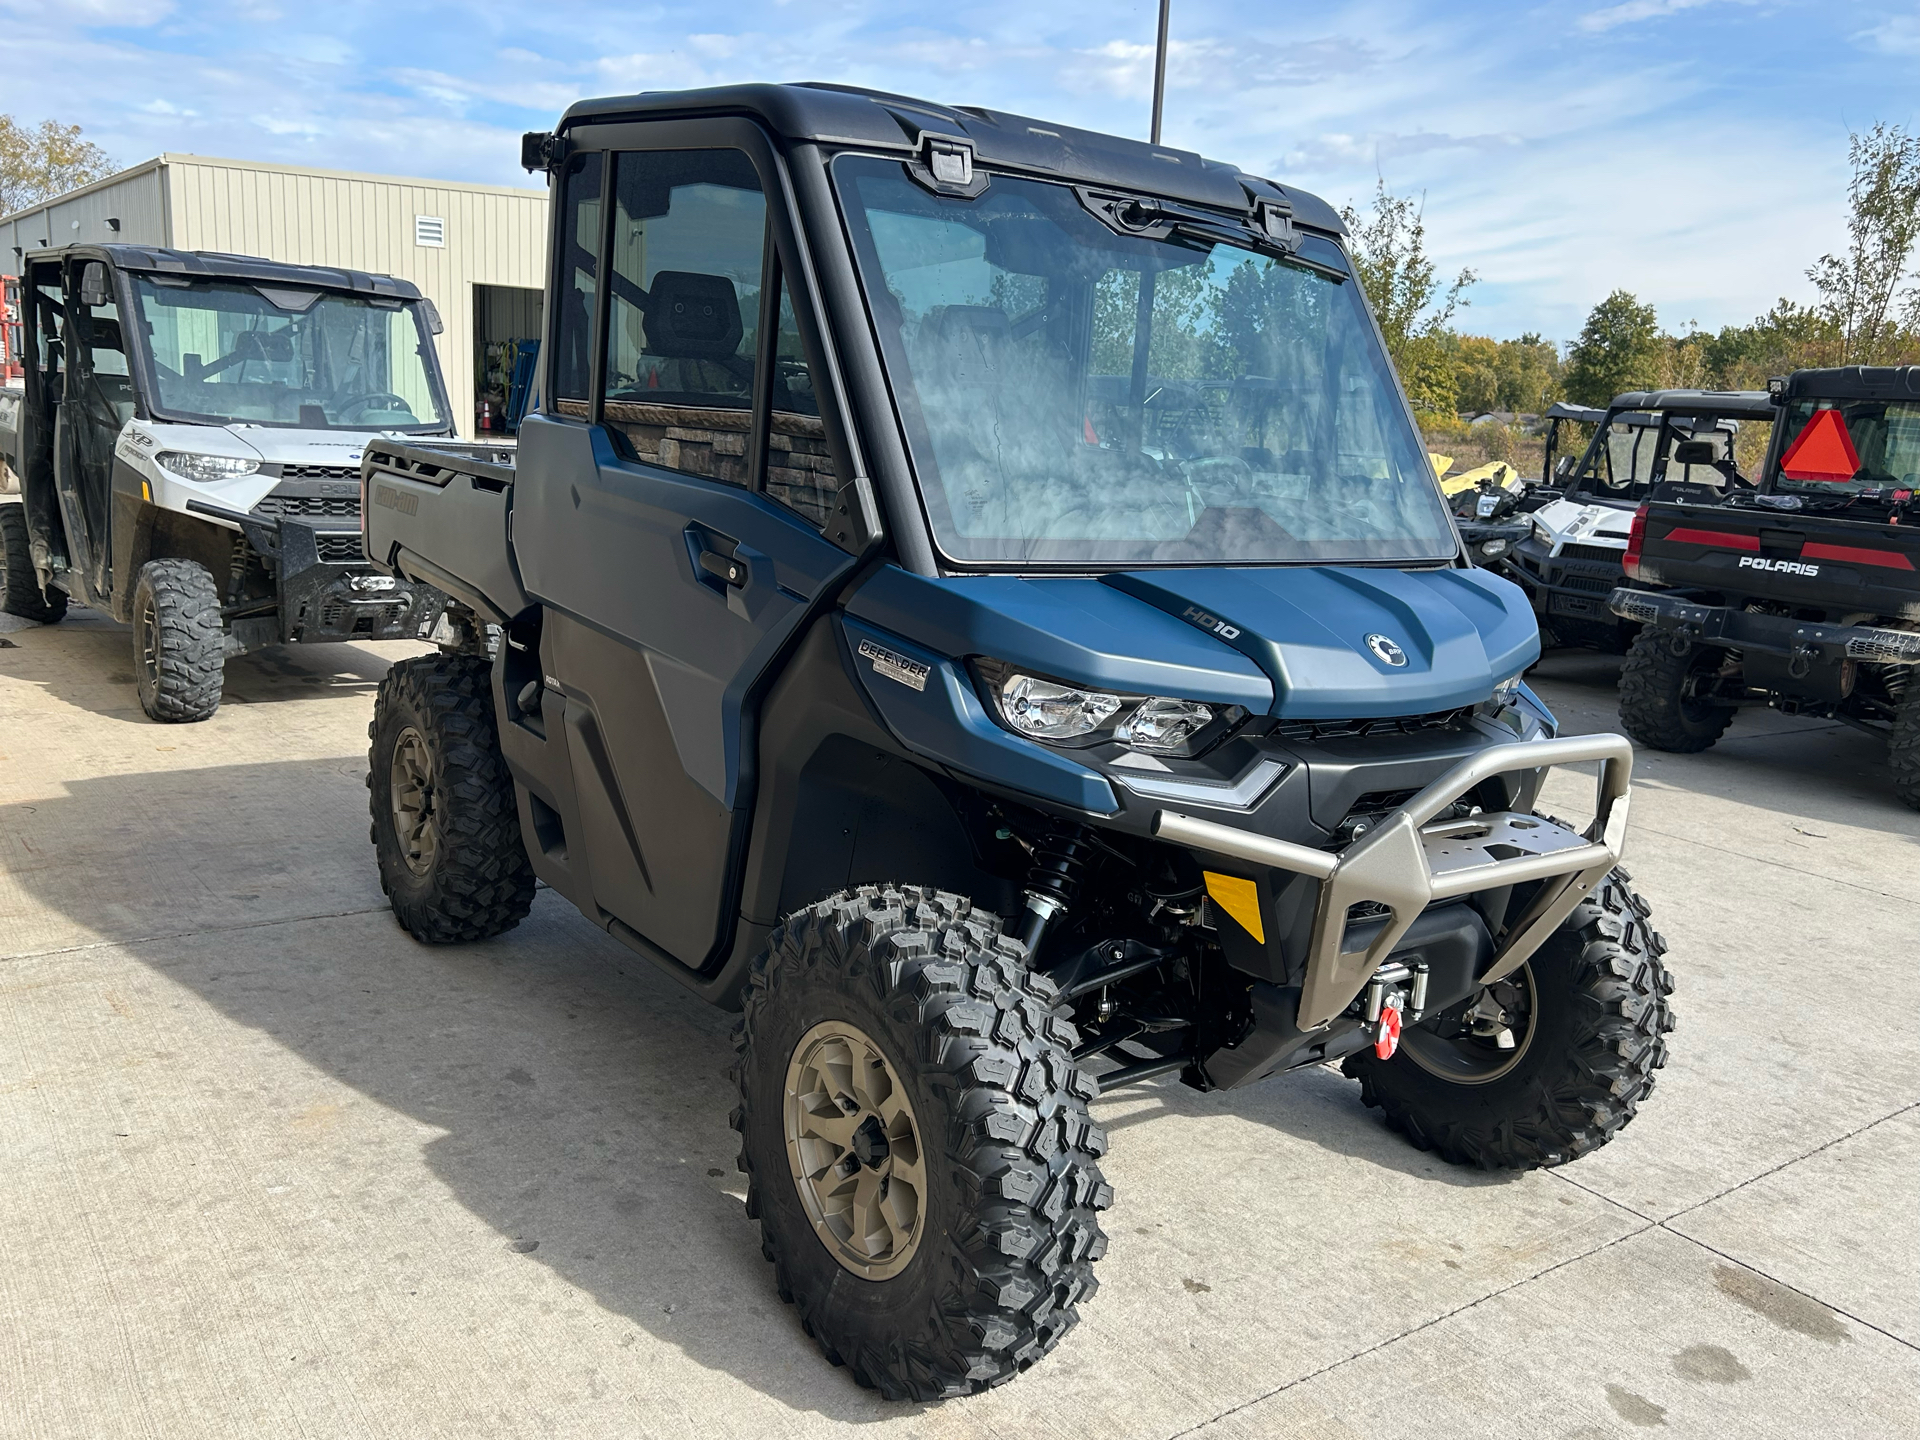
[414,215,446,248]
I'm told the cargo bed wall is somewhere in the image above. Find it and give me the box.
[361,441,529,622]
[1635,500,1920,619]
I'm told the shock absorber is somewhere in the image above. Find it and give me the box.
[1015,822,1097,957]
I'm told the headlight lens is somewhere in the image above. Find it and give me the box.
[1117,696,1214,752]
[980,662,1237,756]
[156,452,260,483]
[999,673,1124,740]
[1478,537,1510,559]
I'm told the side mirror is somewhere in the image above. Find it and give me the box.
[417,299,444,336]
[79,262,112,309]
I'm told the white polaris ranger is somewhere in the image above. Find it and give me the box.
[0,245,458,720]
[1503,389,1772,651]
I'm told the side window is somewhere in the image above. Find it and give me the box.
[552,151,603,404]
[765,277,837,525]
[600,148,765,483]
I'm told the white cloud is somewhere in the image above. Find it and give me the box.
[1577,0,1756,33]
[1855,14,1920,54]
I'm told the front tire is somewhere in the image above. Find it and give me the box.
[132,558,224,722]
[1,503,67,623]
[368,653,536,942]
[734,886,1112,1400]
[1344,869,1675,1170]
[1618,629,1736,752]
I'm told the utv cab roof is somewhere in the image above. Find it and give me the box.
[1603,389,1772,418]
[23,242,426,301]
[555,81,1346,236]
[1777,366,1920,402]
[1543,401,1607,424]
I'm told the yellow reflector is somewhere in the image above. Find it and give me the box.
[140,479,152,502]
[1203,872,1264,944]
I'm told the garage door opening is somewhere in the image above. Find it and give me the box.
[475,283,543,436]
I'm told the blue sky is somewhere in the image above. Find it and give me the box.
[7,0,1917,342]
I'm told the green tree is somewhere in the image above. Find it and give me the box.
[1564,291,1663,406]
[1492,333,1562,413]
[1453,334,1500,413]
[0,115,114,215]
[1340,179,1476,415]
[1807,123,1920,365]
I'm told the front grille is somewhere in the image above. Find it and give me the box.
[1561,572,1616,594]
[278,464,360,481]
[1269,708,1473,744]
[315,534,365,563]
[1559,542,1625,563]
[320,598,409,632]
[254,494,361,519]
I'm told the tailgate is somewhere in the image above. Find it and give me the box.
[1631,501,1920,616]
[361,440,529,622]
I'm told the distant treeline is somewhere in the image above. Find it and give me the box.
[1349,122,1920,432]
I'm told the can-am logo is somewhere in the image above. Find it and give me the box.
[1181,605,1241,641]
[1738,556,1820,577]
[1366,633,1408,667]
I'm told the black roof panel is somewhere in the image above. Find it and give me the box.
[558,81,1344,234]
[1782,366,1920,402]
[1606,389,1774,418]
[25,242,423,300]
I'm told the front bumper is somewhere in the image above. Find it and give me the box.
[1153,732,1633,1031]
[1609,587,1920,665]
[1507,537,1630,625]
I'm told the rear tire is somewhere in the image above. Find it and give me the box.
[1618,629,1736,752]
[368,653,536,942]
[1891,686,1920,812]
[733,886,1111,1399]
[0,503,66,623]
[1344,869,1675,1170]
[132,558,224,722]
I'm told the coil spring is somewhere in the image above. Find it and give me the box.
[1026,823,1098,911]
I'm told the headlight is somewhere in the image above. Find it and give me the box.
[156,452,260,483]
[1478,538,1510,559]
[999,673,1125,740]
[978,662,1238,757]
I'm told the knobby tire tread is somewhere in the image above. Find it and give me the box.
[369,653,536,943]
[1891,688,1920,811]
[1617,629,1734,753]
[1344,869,1676,1170]
[0,503,66,623]
[134,558,224,722]
[733,886,1112,1401]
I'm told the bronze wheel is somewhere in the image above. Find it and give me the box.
[388,724,438,877]
[783,1019,925,1280]
[1401,966,1538,1085]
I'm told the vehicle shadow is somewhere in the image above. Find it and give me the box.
[0,604,414,721]
[1528,649,1919,841]
[0,757,1516,1417]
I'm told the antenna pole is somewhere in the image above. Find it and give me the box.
[1150,0,1171,144]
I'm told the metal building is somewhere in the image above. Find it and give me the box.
[0,153,548,438]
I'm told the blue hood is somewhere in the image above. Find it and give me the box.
[845,564,1538,719]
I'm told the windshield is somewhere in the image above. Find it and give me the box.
[130,277,447,431]
[1572,410,1761,500]
[1770,399,1920,495]
[834,157,1454,566]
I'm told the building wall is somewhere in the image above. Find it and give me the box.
[3,155,550,439]
[164,156,549,438]
[0,164,172,258]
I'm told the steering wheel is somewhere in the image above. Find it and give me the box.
[336,392,414,421]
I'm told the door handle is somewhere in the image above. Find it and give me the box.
[697,548,748,588]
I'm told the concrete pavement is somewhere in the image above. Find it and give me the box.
[1,609,1913,1439]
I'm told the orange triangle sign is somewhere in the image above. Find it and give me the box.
[1778,408,1860,482]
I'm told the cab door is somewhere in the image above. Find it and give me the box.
[60,259,136,604]
[514,127,860,971]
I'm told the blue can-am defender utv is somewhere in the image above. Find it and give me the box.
[359,84,1675,1399]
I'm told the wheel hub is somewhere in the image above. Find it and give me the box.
[388,725,438,877]
[784,1020,926,1280]
[1401,966,1538,1085]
